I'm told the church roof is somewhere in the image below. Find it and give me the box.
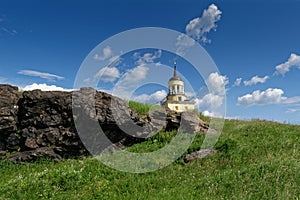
[169,61,183,82]
[169,76,183,81]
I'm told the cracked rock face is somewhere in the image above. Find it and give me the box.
[0,84,209,163]
[166,111,208,134]
[17,89,86,158]
[0,84,19,151]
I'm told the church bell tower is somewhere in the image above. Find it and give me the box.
[167,61,186,102]
[162,61,195,112]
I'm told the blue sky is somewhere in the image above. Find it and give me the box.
[1,0,300,124]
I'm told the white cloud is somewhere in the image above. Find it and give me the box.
[0,27,17,36]
[206,72,228,95]
[0,16,17,36]
[112,50,161,100]
[18,70,64,81]
[275,53,300,75]
[132,90,167,104]
[22,83,72,91]
[109,55,121,66]
[95,66,120,82]
[201,110,224,118]
[285,108,300,114]
[185,91,196,99]
[185,4,222,44]
[155,62,163,67]
[175,4,222,55]
[238,88,300,106]
[112,64,149,99]
[93,46,113,61]
[195,93,223,109]
[237,88,285,106]
[175,34,196,56]
[243,75,269,86]
[283,96,300,104]
[202,110,214,117]
[122,64,148,83]
[234,77,242,86]
[134,50,162,65]
[89,46,122,84]
[194,72,228,116]
[87,53,122,84]
[224,116,240,120]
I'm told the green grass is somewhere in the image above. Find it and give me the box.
[128,101,162,115]
[0,119,299,199]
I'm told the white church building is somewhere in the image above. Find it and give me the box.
[162,61,195,112]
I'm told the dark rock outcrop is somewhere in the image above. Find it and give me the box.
[17,89,86,158]
[166,111,208,133]
[0,84,209,162]
[0,85,20,152]
[5,147,62,163]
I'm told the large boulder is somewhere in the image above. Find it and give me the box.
[17,89,87,158]
[0,84,210,162]
[181,112,208,133]
[72,87,148,154]
[166,111,208,133]
[3,87,154,161]
[0,84,20,151]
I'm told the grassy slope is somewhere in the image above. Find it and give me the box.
[0,119,299,199]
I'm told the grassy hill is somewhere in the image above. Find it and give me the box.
[0,103,299,199]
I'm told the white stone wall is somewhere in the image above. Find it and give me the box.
[166,102,195,112]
